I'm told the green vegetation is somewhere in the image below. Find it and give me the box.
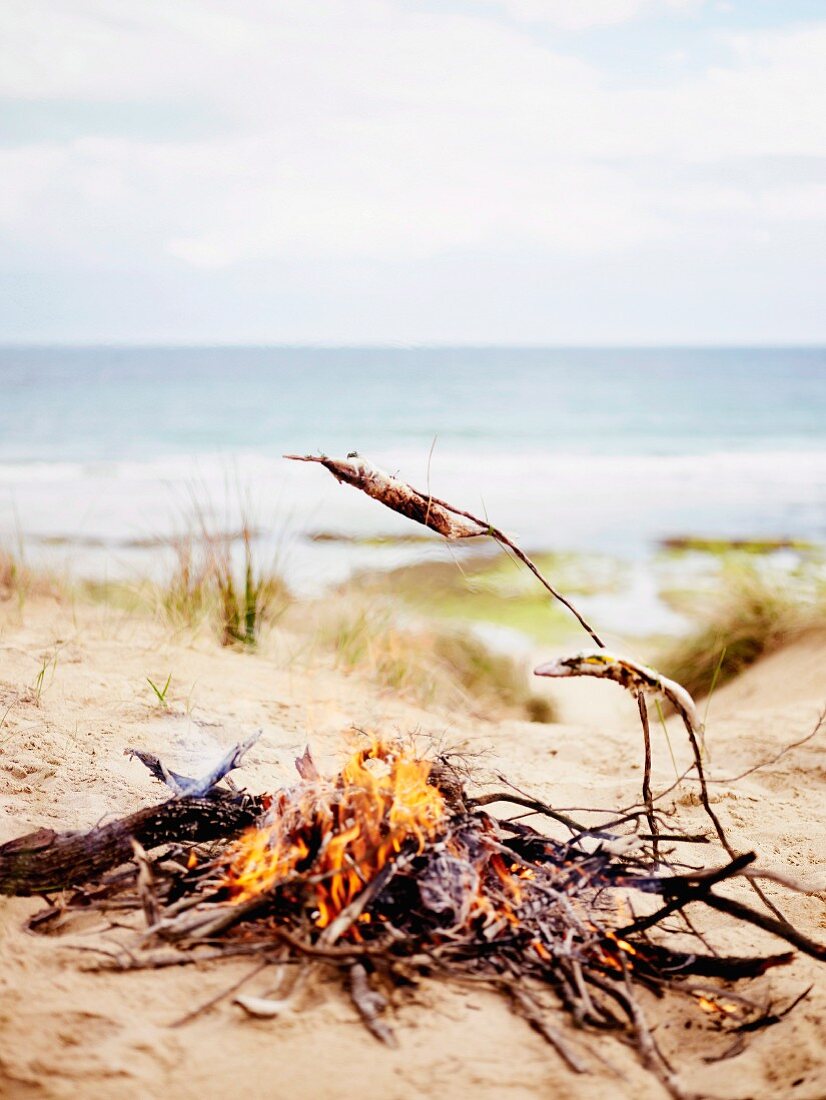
[31,655,51,704]
[342,551,622,644]
[8,519,826,721]
[147,673,172,708]
[658,561,826,700]
[211,526,289,647]
[27,647,60,705]
[161,507,290,647]
[659,535,820,557]
[316,599,554,721]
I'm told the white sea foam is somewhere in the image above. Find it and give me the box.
[2,447,824,550]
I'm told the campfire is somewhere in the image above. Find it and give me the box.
[2,730,822,1099]
[1,454,823,1099]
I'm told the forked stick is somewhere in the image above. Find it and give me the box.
[534,651,791,922]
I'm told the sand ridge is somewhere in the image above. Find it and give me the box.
[1,597,824,1100]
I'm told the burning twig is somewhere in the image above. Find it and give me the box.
[0,794,264,896]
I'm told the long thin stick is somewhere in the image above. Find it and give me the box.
[637,694,658,863]
[702,892,826,962]
[676,711,789,924]
[286,453,605,646]
[413,487,605,646]
[170,958,271,1027]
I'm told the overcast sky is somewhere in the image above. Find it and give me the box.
[1,0,825,345]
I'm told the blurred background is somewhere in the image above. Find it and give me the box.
[1,2,825,713]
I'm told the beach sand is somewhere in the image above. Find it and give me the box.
[1,595,824,1100]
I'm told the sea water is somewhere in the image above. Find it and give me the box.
[1,346,824,631]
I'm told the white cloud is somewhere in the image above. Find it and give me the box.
[0,1,824,339]
[488,0,703,31]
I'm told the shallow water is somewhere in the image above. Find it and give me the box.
[1,345,824,634]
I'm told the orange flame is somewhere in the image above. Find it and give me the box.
[222,741,446,929]
[695,994,741,1016]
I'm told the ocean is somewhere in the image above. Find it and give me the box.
[1,346,824,630]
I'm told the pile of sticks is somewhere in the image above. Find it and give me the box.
[1,733,821,1100]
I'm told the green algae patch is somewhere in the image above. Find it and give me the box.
[340,551,624,644]
[659,536,821,558]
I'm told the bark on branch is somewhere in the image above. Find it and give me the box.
[0,793,264,896]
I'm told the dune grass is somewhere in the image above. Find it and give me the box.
[657,560,826,699]
[0,546,62,611]
[315,598,555,721]
[161,523,290,647]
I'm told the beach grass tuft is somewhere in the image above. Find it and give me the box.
[316,598,555,721]
[211,525,290,647]
[0,546,61,610]
[147,673,173,708]
[159,503,290,648]
[658,560,826,699]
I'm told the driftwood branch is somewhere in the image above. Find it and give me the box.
[0,793,264,896]
[286,452,605,646]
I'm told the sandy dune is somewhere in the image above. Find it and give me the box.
[1,597,824,1100]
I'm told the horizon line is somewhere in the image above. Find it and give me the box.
[1,341,825,351]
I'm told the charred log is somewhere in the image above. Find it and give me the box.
[0,792,264,896]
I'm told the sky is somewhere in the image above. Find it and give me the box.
[1,0,825,345]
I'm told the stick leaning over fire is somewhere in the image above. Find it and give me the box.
[285,452,605,647]
[533,651,716,844]
[286,452,790,924]
[534,650,702,865]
